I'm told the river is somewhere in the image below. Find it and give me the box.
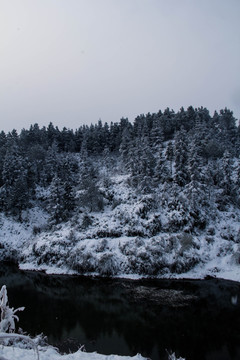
[0,263,240,360]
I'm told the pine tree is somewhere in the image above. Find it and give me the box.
[119,126,132,168]
[220,150,234,197]
[42,142,59,185]
[150,115,164,151]
[2,145,30,219]
[154,147,170,185]
[174,128,189,186]
[0,131,7,186]
[48,176,66,224]
[185,138,206,215]
[139,137,156,192]
[165,141,174,178]
[78,156,103,212]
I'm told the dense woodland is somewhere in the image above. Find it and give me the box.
[1,106,240,275]
[0,106,239,224]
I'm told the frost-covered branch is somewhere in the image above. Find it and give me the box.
[0,333,39,360]
[0,285,39,360]
[0,285,24,333]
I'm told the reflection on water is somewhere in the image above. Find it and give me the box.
[1,263,240,360]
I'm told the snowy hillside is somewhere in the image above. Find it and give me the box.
[0,107,240,281]
[0,170,240,282]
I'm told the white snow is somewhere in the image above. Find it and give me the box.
[0,208,240,284]
[1,173,240,283]
[0,345,145,360]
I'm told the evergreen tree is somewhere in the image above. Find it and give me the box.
[150,115,164,151]
[160,108,176,139]
[219,150,234,198]
[154,147,170,185]
[174,128,189,186]
[48,176,76,224]
[78,156,103,212]
[42,142,59,185]
[48,176,66,224]
[185,137,207,228]
[119,126,133,169]
[109,122,121,152]
[1,145,30,219]
[0,131,7,186]
[165,141,174,178]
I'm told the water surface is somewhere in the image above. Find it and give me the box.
[1,264,240,360]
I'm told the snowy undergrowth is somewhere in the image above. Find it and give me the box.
[1,174,240,282]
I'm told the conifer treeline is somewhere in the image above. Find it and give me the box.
[1,106,238,156]
[0,106,239,224]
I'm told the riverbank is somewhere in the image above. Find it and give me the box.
[18,259,240,284]
[1,206,240,284]
[0,345,147,360]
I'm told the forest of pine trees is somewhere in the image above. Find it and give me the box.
[0,106,239,230]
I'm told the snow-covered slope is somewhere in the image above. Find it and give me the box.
[1,173,240,283]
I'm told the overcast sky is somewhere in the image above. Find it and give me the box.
[0,0,240,133]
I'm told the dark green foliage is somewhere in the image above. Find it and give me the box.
[0,131,7,186]
[0,105,239,225]
[1,144,30,219]
[174,128,189,186]
[77,156,104,212]
[48,176,76,224]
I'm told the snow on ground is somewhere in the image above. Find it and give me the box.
[0,345,146,360]
[1,204,240,283]
[177,255,240,283]
[1,174,240,283]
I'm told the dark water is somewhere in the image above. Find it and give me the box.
[1,264,240,360]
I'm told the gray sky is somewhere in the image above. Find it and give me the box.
[0,0,240,133]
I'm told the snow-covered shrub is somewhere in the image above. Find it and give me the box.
[236,229,240,243]
[119,237,171,275]
[111,198,122,210]
[119,239,140,257]
[217,242,234,257]
[215,190,229,211]
[0,285,24,333]
[32,226,41,235]
[69,249,96,274]
[126,228,145,237]
[205,236,215,244]
[32,239,69,266]
[207,227,215,236]
[95,239,109,253]
[81,214,93,229]
[190,209,207,230]
[167,351,185,360]
[146,215,162,236]
[172,255,200,274]
[98,253,118,276]
[135,195,157,219]
[0,285,40,359]
[179,233,195,253]
[163,208,189,232]
[95,229,122,238]
[67,229,77,242]
[220,224,231,240]
[231,251,240,265]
